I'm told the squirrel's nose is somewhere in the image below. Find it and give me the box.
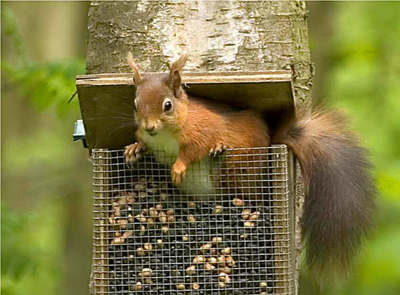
[145,126,155,134]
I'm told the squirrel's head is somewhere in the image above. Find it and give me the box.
[127,52,189,136]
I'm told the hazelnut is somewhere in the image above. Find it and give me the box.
[149,207,158,218]
[158,211,167,223]
[200,243,212,253]
[176,283,185,290]
[213,205,223,214]
[140,268,152,277]
[188,201,196,208]
[187,215,196,223]
[134,281,142,290]
[218,272,230,283]
[135,214,146,223]
[221,247,231,255]
[220,266,232,274]
[244,221,255,228]
[192,282,200,290]
[112,237,124,244]
[217,255,226,266]
[193,255,205,264]
[143,243,152,252]
[204,263,215,271]
[118,219,128,229]
[186,265,196,275]
[260,281,267,289]
[232,198,244,206]
[156,239,163,247]
[109,216,116,225]
[122,230,132,239]
[167,215,175,223]
[241,209,252,220]
[249,211,260,221]
[225,255,235,266]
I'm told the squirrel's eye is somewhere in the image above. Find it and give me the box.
[163,99,173,112]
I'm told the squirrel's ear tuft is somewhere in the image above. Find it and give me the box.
[127,52,142,85]
[168,54,188,98]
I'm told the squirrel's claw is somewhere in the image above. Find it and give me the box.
[171,161,186,185]
[124,142,144,165]
[209,143,227,157]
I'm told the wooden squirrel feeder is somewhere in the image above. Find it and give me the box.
[76,71,295,151]
[76,71,298,295]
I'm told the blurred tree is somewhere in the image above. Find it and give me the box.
[302,2,400,295]
[2,3,92,295]
[307,1,336,104]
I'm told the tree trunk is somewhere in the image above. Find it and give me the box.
[307,1,336,104]
[86,0,311,106]
[86,0,312,293]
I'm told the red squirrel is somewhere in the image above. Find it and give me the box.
[124,53,376,276]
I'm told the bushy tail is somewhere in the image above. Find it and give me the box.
[274,110,376,275]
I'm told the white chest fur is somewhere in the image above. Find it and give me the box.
[140,129,179,165]
[139,129,216,195]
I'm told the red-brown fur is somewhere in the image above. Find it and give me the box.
[125,53,376,280]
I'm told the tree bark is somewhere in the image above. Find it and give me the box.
[86,1,312,293]
[86,0,312,109]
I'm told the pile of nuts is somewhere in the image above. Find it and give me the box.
[175,239,236,290]
[109,193,135,244]
[103,166,275,294]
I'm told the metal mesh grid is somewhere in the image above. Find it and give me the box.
[91,145,294,295]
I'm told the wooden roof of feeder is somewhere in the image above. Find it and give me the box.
[76,71,295,151]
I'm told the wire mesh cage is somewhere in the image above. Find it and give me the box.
[91,145,295,295]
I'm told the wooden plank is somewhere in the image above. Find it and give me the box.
[76,71,292,86]
[76,71,295,150]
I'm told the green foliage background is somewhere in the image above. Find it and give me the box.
[2,2,400,295]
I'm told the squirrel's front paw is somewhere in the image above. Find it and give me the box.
[209,142,228,157]
[171,161,187,185]
[124,142,145,165]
